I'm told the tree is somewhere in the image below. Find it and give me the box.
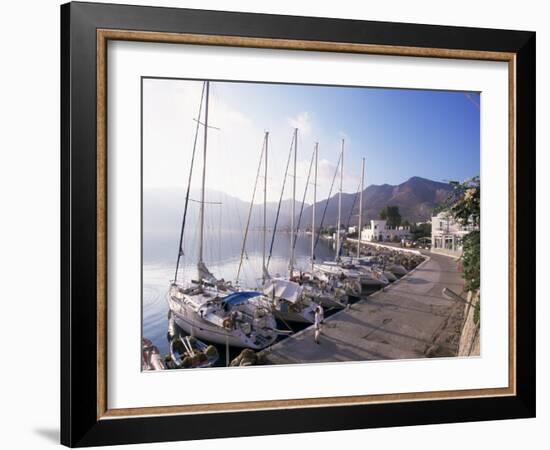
[379,205,401,227]
[462,231,480,291]
[435,176,480,226]
[439,176,480,292]
[412,223,431,239]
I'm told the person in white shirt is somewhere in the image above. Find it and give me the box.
[314,305,324,344]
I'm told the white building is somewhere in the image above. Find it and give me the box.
[331,229,346,241]
[431,212,477,256]
[360,219,411,242]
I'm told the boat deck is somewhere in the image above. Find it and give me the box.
[259,251,465,364]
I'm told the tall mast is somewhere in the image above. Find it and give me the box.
[174,82,206,283]
[336,139,344,260]
[312,142,318,272]
[236,135,266,282]
[198,81,210,274]
[267,135,294,270]
[357,157,365,258]
[262,131,269,283]
[289,128,297,277]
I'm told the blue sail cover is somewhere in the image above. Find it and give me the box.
[221,291,261,306]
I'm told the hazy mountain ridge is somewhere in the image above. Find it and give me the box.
[143,177,454,239]
[143,187,307,237]
[300,176,454,227]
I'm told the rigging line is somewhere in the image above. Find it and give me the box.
[174,81,206,283]
[192,118,220,130]
[339,180,362,259]
[266,132,295,269]
[292,147,315,251]
[233,196,249,260]
[188,198,222,205]
[197,80,210,268]
[345,180,363,231]
[236,135,267,282]
[218,201,222,271]
[464,92,480,110]
[314,151,342,250]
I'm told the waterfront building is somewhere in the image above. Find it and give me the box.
[331,229,346,241]
[430,212,478,256]
[360,219,412,242]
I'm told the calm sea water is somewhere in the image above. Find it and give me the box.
[142,230,335,358]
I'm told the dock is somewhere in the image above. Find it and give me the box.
[260,251,466,364]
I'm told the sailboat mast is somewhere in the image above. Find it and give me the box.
[267,136,294,270]
[236,136,266,282]
[336,139,344,260]
[262,131,269,283]
[198,81,210,272]
[174,82,206,283]
[357,157,365,258]
[289,128,297,277]
[312,142,318,272]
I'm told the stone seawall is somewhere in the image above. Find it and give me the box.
[458,290,480,356]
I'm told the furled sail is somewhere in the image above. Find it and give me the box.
[263,279,303,304]
[198,261,217,285]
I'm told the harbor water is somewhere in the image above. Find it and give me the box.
[142,230,335,363]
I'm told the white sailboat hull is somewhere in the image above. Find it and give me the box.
[263,278,317,323]
[360,277,388,287]
[382,271,398,282]
[316,263,382,288]
[388,264,408,277]
[314,294,348,308]
[167,295,277,350]
[274,309,315,324]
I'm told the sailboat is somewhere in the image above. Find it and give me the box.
[315,142,388,292]
[167,81,278,350]
[238,129,318,324]
[290,142,350,308]
[349,158,391,288]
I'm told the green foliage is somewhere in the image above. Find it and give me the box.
[379,205,402,227]
[412,223,431,239]
[434,176,480,226]
[434,176,480,293]
[462,231,480,291]
[473,298,480,325]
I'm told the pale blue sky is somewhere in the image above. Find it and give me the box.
[143,78,480,202]
[214,81,480,184]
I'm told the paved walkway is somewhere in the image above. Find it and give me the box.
[260,252,465,364]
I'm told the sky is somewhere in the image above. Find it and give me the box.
[142,78,480,204]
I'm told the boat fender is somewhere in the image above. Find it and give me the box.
[204,345,218,358]
[222,317,233,330]
[181,356,192,368]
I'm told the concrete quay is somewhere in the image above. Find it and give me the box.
[260,252,466,364]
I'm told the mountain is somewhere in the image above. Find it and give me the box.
[300,176,453,228]
[143,187,308,238]
[143,177,453,242]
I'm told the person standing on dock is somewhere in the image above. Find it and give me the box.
[314,305,324,344]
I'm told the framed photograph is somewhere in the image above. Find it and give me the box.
[61,1,535,447]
